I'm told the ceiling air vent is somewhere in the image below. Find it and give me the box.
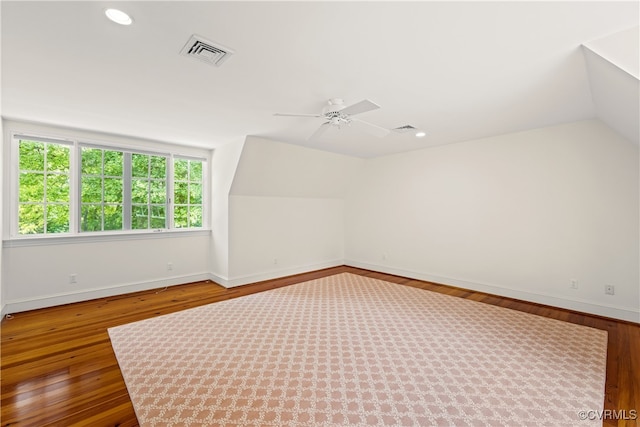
[392,125,418,133]
[180,34,234,67]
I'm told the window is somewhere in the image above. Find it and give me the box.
[173,158,203,228]
[12,133,207,238]
[132,153,167,230]
[81,147,124,232]
[18,139,71,235]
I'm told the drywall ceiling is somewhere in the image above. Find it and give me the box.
[1,1,638,158]
[582,27,640,144]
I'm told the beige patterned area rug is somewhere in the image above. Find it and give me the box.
[108,273,607,426]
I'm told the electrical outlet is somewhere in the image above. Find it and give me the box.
[274,258,278,265]
[69,274,77,284]
[167,262,173,271]
[604,285,615,295]
[570,279,578,289]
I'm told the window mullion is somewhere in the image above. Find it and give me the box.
[147,157,151,228]
[70,142,79,234]
[43,145,48,233]
[123,153,132,230]
[100,151,105,231]
[77,146,83,233]
[10,136,19,237]
[168,155,174,230]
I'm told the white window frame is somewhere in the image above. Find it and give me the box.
[128,151,170,231]
[173,155,206,229]
[78,145,128,232]
[8,131,209,242]
[11,134,77,237]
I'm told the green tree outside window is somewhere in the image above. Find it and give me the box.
[173,159,203,228]
[80,148,124,232]
[131,153,167,230]
[15,135,204,236]
[18,140,70,234]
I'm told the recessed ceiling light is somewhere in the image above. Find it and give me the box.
[105,8,133,25]
[415,131,426,138]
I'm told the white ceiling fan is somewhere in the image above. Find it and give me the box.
[274,98,390,141]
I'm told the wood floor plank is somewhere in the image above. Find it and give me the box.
[2,265,637,426]
[615,323,639,427]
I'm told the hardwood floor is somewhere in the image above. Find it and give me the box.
[1,266,638,426]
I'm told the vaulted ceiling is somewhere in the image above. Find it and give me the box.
[1,1,638,157]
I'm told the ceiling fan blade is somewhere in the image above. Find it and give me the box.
[308,122,331,141]
[341,99,381,116]
[352,118,390,138]
[274,113,322,118]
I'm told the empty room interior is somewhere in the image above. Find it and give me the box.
[1,1,639,426]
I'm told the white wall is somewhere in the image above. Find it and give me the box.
[581,27,639,146]
[2,120,212,313]
[230,136,362,198]
[209,138,245,281]
[583,26,639,79]
[229,196,344,283]
[3,235,211,313]
[582,45,640,146]
[0,13,4,313]
[0,117,4,315]
[345,120,639,322]
[225,136,362,286]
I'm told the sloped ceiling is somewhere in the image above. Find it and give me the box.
[1,1,638,157]
[230,137,362,198]
[582,27,639,145]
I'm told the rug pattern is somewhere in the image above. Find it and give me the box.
[108,273,607,426]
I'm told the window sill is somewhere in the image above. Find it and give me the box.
[3,229,212,248]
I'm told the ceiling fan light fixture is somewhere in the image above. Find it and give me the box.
[105,8,133,25]
[274,98,388,140]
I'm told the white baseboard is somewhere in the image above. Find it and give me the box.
[345,260,640,323]
[5,261,637,324]
[211,260,344,288]
[3,273,213,315]
[2,261,342,315]
[208,271,231,287]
